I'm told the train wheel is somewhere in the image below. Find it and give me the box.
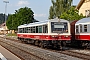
[52,44,58,49]
[39,41,44,48]
[26,39,30,44]
[21,38,25,43]
[18,37,19,40]
[31,40,35,45]
[56,45,63,50]
[35,40,39,46]
[56,41,62,50]
[86,43,90,49]
[62,41,66,47]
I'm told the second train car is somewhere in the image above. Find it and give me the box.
[75,17,90,48]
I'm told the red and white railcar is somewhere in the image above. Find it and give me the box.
[17,18,71,48]
[75,17,90,47]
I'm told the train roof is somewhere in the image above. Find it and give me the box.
[18,18,69,28]
[76,17,90,25]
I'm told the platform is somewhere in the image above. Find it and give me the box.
[0,53,7,60]
[0,45,21,60]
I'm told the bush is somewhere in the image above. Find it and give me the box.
[6,33,17,36]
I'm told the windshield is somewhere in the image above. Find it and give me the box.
[51,22,68,33]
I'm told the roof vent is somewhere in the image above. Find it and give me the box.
[55,17,60,22]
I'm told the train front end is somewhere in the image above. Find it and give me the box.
[48,19,71,48]
[50,21,70,40]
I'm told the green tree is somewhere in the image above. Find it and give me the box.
[49,6,55,19]
[60,6,85,21]
[6,7,34,30]
[6,14,13,30]
[0,13,8,24]
[49,0,73,19]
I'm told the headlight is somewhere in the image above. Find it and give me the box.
[51,35,55,37]
[65,35,68,37]
[51,35,58,37]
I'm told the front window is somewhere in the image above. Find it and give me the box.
[51,22,68,33]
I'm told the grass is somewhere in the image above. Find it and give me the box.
[6,33,17,36]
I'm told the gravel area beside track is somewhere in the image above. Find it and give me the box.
[0,36,82,60]
[0,38,46,60]
[69,49,90,55]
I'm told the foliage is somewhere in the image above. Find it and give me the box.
[49,0,73,19]
[49,6,55,19]
[6,33,17,36]
[60,6,85,21]
[0,13,8,24]
[6,7,34,30]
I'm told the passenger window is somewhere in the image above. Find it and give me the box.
[45,25,48,33]
[23,28,25,33]
[28,27,31,33]
[43,25,48,33]
[32,27,36,33]
[38,26,42,33]
[43,25,45,33]
[26,27,28,33]
[84,25,87,32]
[80,25,82,32]
[24,28,27,33]
[18,28,20,33]
[36,26,38,33]
[76,25,79,33]
[30,27,32,33]
[18,28,21,33]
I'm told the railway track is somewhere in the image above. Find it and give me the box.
[57,50,90,60]
[0,37,46,60]
[1,36,90,60]
[0,36,69,60]
[43,46,90,60]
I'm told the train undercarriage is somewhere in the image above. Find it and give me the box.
[18,37,70,50]
[71,40,90,49]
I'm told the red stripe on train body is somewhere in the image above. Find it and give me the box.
[17,34,71,40]
[75,35,90,40]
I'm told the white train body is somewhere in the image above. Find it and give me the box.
[17,18,71,41]
[75,17,90,40]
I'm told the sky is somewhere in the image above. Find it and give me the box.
[0,0,80,21]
